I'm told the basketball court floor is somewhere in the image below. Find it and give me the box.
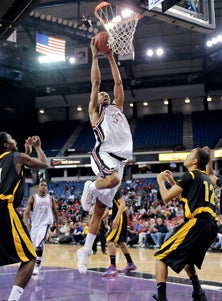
[0,244,222,301]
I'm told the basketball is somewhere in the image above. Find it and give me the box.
[94,31,111,54]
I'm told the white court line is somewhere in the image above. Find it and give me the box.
[202,284,222,291]
[0,267,73,276]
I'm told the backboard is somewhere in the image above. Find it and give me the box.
[142,0,215,33]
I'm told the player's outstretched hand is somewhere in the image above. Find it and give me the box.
[31,136,41,148]
[24,137,33,155]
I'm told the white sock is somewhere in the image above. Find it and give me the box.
[36,256,42,263]
[8,285,24,301]
[84,233,96,249]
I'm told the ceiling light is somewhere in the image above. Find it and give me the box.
[88,27,94,33]
[129,103,134,107]
[77,106,82,111]
[143,101,148,106]
[63,19,68,26]
[164,99,168,105]
[206,40,212,47]
[40,14,46,20]
[67,20,73,27]
[57,18,63,24]
[34,11,40,18]
[39,109,45,114]
[46,15,51,21]
[207,95,212,102]
[185,97,190,103]
[156,48,164,56]
[73,22,78,28]
[146,49,153,57]
[93,28,99,34]
[69,57,75,64]
[217,35,222,42]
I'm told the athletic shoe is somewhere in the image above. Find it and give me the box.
[32,260,41,275]
[81,180,93,211]
[152,294,168,301]
[102,265,118,277]
[192,289,207,301]
[77,247,92,274]
[122,262,137,273]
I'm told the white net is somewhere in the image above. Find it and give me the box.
[94,2,141,55]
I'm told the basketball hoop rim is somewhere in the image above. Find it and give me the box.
[94,1,141,24]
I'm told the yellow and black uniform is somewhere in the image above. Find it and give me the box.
[0,152,36,266]
[106,189,128,244]
[155,169,217,273]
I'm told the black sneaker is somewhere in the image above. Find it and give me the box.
[192,289,207,301]
[152,294,168,301]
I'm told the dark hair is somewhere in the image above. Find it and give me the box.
[196,147,210,170]
[0,132,9,153]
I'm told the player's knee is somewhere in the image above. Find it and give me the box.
[107,241,114,247]
[118,242,125,248]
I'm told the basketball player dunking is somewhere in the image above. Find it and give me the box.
[77,36,133,274]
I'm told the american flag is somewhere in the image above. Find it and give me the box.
[36,33,66,56]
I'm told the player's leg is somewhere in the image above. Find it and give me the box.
[184,264,207,301]
[77,200,106,274]
[102,241,118,277]
[119,242,137,273]
[153,260,168,301]
[95,171,120,189]
[7,259,35,301]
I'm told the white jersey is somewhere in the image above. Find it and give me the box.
[31,193,54,227]
[91,104,133,160]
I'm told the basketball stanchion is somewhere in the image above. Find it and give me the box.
[94,1,141,55]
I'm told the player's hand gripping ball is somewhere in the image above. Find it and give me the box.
[94,31,111,54]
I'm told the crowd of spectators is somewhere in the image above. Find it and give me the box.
[17,179,222,251]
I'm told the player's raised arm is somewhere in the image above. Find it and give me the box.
[89,37,100,118]
[106,51,124,111]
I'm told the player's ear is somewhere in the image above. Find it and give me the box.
[4,143,9,148]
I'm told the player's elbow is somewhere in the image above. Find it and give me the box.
[92,79,101,88]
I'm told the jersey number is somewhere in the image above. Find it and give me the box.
[204,181,215,205]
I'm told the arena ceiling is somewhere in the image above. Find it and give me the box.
[0,0,222,108]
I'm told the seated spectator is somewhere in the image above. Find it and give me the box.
[150,217,168,248]
[78,223,89,245]
[59,221,75,244]
[127,219,143,247]
[138,221,150,247]
[211,215,222,251]
[144,218,157,247]
[70,222,84,244]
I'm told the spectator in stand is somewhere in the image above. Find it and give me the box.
[175,203,184,217]
[138,221,150,247]
[127,219,143,247]
[79,223,89,245]
[150,217,168,249]
[70,222,84,244]
[59,221,75,244]
[210,215,222,250]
